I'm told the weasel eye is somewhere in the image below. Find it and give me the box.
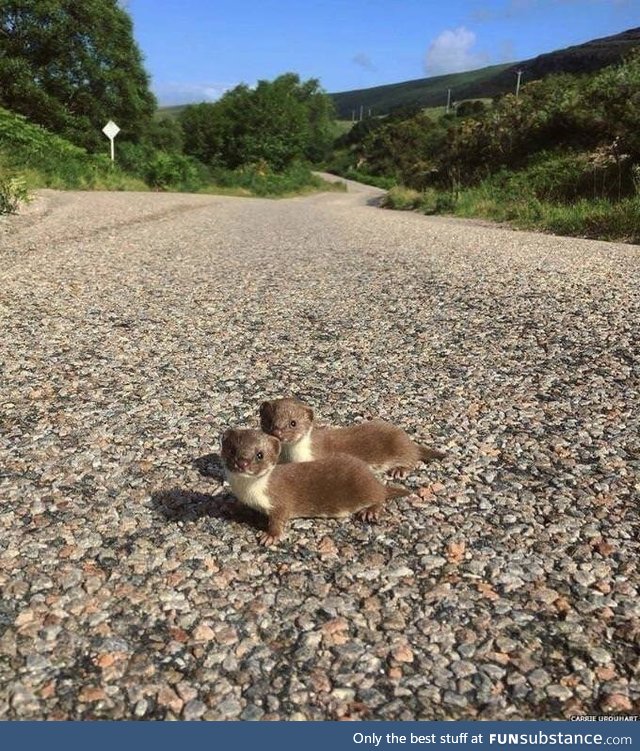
[290,420,297,427]
[256,451,264,461]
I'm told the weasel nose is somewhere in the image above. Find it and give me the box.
[272,429,283,439]
[237,458,250,470]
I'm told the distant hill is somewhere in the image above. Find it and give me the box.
[330,27,640,118]
[155,105,186,120]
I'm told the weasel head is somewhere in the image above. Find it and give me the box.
[259,397,314,446]
[220,428,281,477]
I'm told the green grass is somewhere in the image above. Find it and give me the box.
[330,63,511,118]
[0,107,345,213]
[453,188,640,243]
[0,107,148,194]
[382,182,640,244]
[0,174,30,214]
[323,165,396,190]
[205,163,346,198]
[379,146,640,244]
[420,97,492,120]
[155,104,188,120]
[333,120,355,135]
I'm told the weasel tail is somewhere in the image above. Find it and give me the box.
[385,484,411,499]
[419,445,446,462]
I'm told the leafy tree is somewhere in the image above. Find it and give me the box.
[294,76,336,162]
[0,0,156,151]
[179,73,335,171]
[335,115,384,148]
[355,113,447,187]
[148,117,184,153]
[456,100,486,118]
[179,102,226,165]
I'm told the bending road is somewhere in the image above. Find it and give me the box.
[1,180,638,719]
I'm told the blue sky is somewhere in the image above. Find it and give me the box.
[125,0,639,105]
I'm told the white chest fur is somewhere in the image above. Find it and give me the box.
[282,430,315,463]
[226,470,272,513]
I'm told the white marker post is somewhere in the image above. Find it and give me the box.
[102,120,120,162]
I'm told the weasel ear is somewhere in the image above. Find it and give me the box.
[220,428,236,449]
[267,435,281,459]
[259,400,272,425]
[305,406,314,422]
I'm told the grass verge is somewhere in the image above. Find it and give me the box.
[0,108,345,215]
[207,163,346,198]
[382,184,640,244]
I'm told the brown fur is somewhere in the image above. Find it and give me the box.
[260,397,445,477]
[221,428,409,545]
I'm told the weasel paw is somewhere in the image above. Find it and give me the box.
[258,532,281,546]
[357,506,382,523]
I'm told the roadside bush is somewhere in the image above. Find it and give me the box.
[144,152,205,191]
[539,196,640,243]
[0,106,147,190]
[210,162,331,197]
[381,186,422,210]
[180,74,335,171]
[0,173,30,214]
[340,168,396,190]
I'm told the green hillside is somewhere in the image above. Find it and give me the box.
[0,106,145,192]
[331,63,510,118]
[330,27,640,117]
[155,105,187,120]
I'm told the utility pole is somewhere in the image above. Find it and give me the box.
[515,70,523,100]
[446,88,451,114]
[368,107,371,118]
[351,109,355,123]
[359,104,364,121]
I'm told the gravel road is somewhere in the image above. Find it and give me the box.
[1,180,638,720]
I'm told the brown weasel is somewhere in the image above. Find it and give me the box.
[259,397,445,478]
[220,428,410,545]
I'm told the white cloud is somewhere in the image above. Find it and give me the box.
[424,27,489,75]
[154,82,234,106]
[352,52,377,72]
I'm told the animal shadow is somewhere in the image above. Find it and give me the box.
[150,487,264,531]
[193,452,226,482]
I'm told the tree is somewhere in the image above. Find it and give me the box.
[0,0,156,151]
[147,117,184,153]
[456,99,487,119]
[180,73,335,171]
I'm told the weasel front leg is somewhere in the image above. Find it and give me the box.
[357,503,383,523]
[389,466,410,479]
[258,509,288,546]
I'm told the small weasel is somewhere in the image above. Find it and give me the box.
[260,397,445,478]
[220,428,410,545]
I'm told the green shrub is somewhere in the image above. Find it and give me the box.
[333,50,640,198]
[144,152,204,191]
[434,191,457,213]
[0,106,207,193]
[341,168,396,190]
[381,186,422,210]
[180,74,335,171]
[382,186,460,214]
[0,106,142,190]
[539,197,640,242]
[0,173,30,214]
[210,161,334,197]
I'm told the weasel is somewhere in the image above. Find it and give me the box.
[220,428,410,545]
[259,397,445,478]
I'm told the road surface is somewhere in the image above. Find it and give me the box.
[1,181,638,719]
